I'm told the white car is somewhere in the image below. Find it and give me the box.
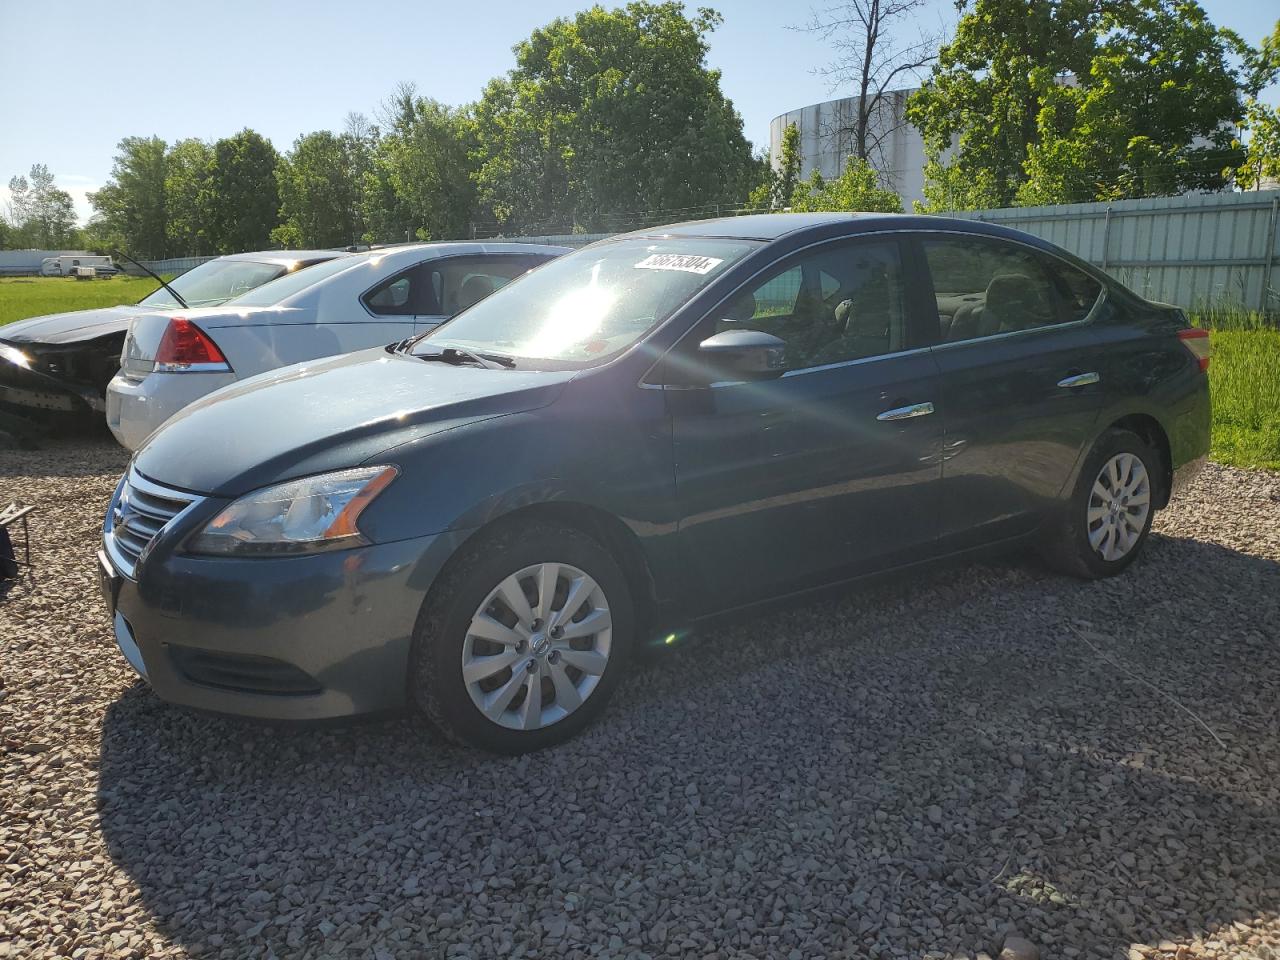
[106,242,568,450]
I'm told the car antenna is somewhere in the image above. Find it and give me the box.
[113,250,189,309]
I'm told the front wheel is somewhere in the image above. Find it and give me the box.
[1039,428,1160,579]
[409,522,633,753]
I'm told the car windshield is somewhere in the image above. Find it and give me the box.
[411,237,758,367]
[139,259,294,309]
[226,254,363,306]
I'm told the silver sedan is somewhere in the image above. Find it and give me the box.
[105,242,568,449]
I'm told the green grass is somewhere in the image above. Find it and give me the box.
[1191,304,1280,471]
[0,275,162,327]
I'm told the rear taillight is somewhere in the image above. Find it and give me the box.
[1177,327,1211,372]
[154,318,230,372]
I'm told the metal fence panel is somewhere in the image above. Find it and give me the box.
[953,190,1280,314]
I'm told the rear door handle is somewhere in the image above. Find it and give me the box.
[877,401,935,422]
[1057,371,1100,388]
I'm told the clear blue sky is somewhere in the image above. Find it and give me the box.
[1,0,1276,225]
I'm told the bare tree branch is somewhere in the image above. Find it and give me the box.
[792,0,944,174]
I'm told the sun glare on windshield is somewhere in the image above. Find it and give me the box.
[525,263,619,358]
[414,237,758,368]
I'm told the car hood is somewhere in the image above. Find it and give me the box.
[133,348,578,496]
[0,305,146,345]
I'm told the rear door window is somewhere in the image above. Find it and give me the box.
[1042,257,1104,323]
[362,263,439,316]
[922,237,1089,342]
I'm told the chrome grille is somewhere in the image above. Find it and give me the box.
[104,468,200,578]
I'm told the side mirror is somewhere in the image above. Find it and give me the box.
[696,329,787,382]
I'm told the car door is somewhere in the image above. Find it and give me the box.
[667,236,943,610]
[416,254,555,334]
[917,234,1109,551]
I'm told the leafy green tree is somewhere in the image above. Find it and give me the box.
[908,0,1098,210]
[8,164,78,248]
[1233,19,1280,191]
[474,2,756,232]
[274,130,367,248]
[789,157,903,212]
[364,89,476,242]
[916,158,1003,212]
[87,137,168,257]
[203,129,280,253]
[1017,0,1245,204]
[911,0,1249,210]
[165,138,213,256]
[1234,98,1280,190]
[746,123,803,211]
[776,123,803,207]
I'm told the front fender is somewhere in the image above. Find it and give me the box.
[359,379,685,606]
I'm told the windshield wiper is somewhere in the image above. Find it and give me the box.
[113,250,188,309]
[416,346,516,370]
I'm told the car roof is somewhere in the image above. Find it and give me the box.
[617,212,1060,249]
[220,250,352,265]
[339,240,572,270]
[620,212,889,241]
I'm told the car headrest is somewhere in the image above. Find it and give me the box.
[985,273,1041,311]
[835,295,889,338]
[458,275,494,311]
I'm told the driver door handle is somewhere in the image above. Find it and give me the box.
[1057,371,1100,388]
[877,401,935,422]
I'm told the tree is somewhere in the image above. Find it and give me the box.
[1016,0,1246,204]
[275,130,367,248]
[746,123,802,210]
[203,129,280,253]
[87,136,168,258]
[1234,98,1280,191]
[908,0,1102,210]
[166,138,213,256]
[775,123,803,207]
[1232,19,1280,191]
[789,157,903,212]
[796,0,940,175]
[364,87,476,242]
[7,164,78,248]
[473,2,756,233]
[910,0,1249,210]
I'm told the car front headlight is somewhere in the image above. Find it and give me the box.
[187,466,398,556]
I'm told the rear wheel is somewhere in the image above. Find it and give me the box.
[1040,428,1159,579]
[409,522,633,753]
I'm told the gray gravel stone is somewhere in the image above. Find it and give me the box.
[3,438,1280,959]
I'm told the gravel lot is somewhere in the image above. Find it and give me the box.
[3,435,1280,960]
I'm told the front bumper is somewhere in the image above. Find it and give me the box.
[0,352,104,419]
[106,369,238,451]
[102,529,467,720]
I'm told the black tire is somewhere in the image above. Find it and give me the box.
[408,521,634,753]
[1039,428,1161,579]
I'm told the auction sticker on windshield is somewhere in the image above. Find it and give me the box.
[634,253,724,275]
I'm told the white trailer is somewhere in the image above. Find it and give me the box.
[39,255,117,277]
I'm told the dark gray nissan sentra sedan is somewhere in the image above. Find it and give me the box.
[99,213,1211,752]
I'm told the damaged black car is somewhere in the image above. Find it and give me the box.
[0,250,347,429]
